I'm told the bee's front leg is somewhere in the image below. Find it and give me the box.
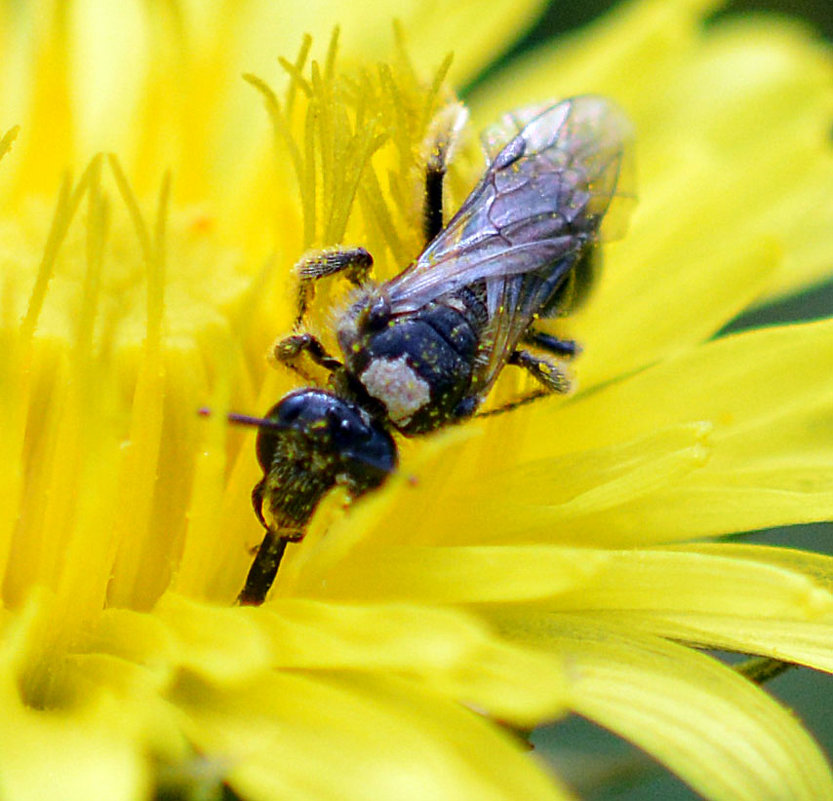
[237,527,290,606]
[240,481,292,605]
[293,246,373,328]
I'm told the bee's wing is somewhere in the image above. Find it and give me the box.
[480,96,636,244]
[384,95,635,315]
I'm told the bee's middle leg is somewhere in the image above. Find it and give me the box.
[273,332,344,376]
[522,330,581,359]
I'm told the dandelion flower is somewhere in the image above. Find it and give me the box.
[3,1,833,800]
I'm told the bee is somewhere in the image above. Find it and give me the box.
[231,95,634,605]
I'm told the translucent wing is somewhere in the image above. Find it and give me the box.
[384,96,634,313]
[480,97,636,244]
[383,95,635,395]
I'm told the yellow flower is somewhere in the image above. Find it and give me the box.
[3,0,833,799]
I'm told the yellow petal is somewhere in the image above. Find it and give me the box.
[606,612,833,673]
[601,544,833,671]
[300,422,710,556]
[0,597,154,801]
[119,594,568,727]
[294,544,610,601]
[472,0,722,118]
[6,0,545,195]
[0,697,148,801]
[474,0,833,309]
[512,319,833,542]
[248,598,568,726]
[524,546,833,618]
[170,669,575,801]
[490,614,833,801]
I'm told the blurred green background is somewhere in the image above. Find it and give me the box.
[503,0,833,55]
[472,2,833,799]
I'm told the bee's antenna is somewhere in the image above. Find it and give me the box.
[198,408,289,432]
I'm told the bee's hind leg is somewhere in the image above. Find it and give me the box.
[293,246,373,328]
[508,349,571,393]
[473,348,571,420]
[421,102,468,244]
[474,389,551,419]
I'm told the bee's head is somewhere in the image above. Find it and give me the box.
[204,390,396,539]
[254,389,397,488]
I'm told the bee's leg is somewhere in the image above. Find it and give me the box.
[423,150,446,244]
[239,484,286,605]
[422,102,468,244]
[239,480,304,605]
[237,528,290,606]
[475,389,551,419]
[508,348,571,393]
[294,246,373,328]
[522,330,581,359]
[251,478,269,530]
[274,332,344,376]
[538,245,601,318]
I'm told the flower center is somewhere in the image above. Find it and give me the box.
[2,167,256,620]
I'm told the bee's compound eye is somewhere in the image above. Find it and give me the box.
[329,408,365,446]
[272,393,306,424]
[276,389,348,432]
[255,426,279,473]
[321,398,397,477]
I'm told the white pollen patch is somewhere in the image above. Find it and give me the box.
[360,356,431,425]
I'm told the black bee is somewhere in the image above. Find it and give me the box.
[232,95,634,605]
